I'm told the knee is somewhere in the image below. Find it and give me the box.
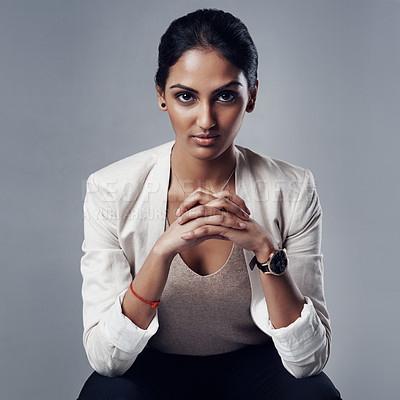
[291,373,341,400]
[107,376,152,400]
[78,373,152,400]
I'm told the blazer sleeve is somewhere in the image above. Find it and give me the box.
[265,168,331,378]
[80,173,159,377]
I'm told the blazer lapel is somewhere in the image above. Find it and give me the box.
[145,141,174,259]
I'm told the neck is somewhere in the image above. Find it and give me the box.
[170,143,236,193]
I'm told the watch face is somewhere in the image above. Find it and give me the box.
[270,250,288,275]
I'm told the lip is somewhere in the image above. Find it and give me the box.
[193,133,219,138]
[192,135,219,146]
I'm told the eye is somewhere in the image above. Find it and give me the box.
[217,91,236,103]
[176,92,196,103]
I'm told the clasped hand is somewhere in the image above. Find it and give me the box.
[160,187,277,259]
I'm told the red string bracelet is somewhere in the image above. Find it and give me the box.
[129,281,160,309]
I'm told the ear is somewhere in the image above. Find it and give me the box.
[156,85,167,111]
[246,80,259,113]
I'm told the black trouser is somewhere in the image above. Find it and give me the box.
[77,341,341,399]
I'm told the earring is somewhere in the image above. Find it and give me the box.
[161,103,166,108]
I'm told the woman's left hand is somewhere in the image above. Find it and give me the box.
[176,188,278,257]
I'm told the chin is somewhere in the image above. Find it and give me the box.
[192,145,232,162]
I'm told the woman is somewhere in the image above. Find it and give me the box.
[78,9,341,400]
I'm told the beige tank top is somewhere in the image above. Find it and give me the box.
[147,219,270,356]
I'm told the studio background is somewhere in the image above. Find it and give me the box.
[1,0,399,399]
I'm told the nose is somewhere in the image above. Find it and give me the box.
[196,101,216,131]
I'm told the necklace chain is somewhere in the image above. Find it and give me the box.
[172,166,235,197]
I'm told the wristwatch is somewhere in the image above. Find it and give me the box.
[252,248,288,276]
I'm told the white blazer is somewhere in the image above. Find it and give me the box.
[81,140,331,378]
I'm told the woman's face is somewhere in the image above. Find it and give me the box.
[158,48,257,162]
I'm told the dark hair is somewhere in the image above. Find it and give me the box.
[155,9,258,92]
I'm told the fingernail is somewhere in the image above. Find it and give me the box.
[243,212,250,219]
[175,208,181,216]
[239,223,246,228]
[177,216,182,223]
[181,232,190,238]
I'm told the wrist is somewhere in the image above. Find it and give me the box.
[253,248,288,276]
[152,240,176,264]
[253,237,277,264]
[253,248,275,264]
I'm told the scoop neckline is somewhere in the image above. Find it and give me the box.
[165,217,236,277]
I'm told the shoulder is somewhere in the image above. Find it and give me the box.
[235,144,313,184]
[236,146,321,240]
[85,141,173,203]
[89,141,173,183]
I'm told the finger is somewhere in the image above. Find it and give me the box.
[175,188,217,216]
[205,234,230,241]
[178,204,247,226]
[205,197,250,220]
[189,233,231,241]
[214,189,251,215]
[180,224,240,240]
[177,205,217,224]
[180,214,247,234]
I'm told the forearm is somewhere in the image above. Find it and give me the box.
[254,243,305,329]
[82,241,173,376]
[121,241,175,329]
[258,270,305,329]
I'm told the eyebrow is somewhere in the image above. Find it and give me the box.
[169,81,243,95]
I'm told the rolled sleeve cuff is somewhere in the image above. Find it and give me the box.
[99,289,159,355]
[266,296,325,363]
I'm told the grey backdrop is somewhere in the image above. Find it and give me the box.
[1,0,399,399]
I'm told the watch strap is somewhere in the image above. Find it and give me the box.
[250,249,288,276]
